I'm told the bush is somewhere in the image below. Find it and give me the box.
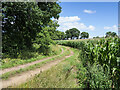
[18,50,39,59]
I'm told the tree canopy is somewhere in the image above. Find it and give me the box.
[105,31,117,38]
[46,20,65,40]
[65,28,80,39]
[2,2,61,57]
[80,32,89,39]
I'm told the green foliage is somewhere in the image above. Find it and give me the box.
[93,36,100,38]
[65,28,80,39]
[80,32,89,39]
[2,1,61,58]
[2,46,69,80]
[62,64,71,72]
[76,62,112,88]
[86,63,112,88]
[35,29,53,55]
[1,45,61,69]
[15,47,79,88]
[44,20,65,40]
[56,37,120,89]
[105,31,117,38]
[76,62,87,88]
[18,50,39,60]
[55,31,66,40]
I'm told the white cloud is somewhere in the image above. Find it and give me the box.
[58,16,80,23]
[54,16,95,32]
[83,9,96,14]
[104,26,111,30]
[88,25,95,31]
[104,25,118,31]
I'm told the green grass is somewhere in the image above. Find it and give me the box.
[1,46,70,80]
[1,45,62,69]
[15,47,80,88]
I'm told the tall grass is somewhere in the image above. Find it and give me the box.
[15,48,79,88]
[1,46,69,80]
[1,44,61,69]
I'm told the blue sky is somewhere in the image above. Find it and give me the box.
[56,2,118,38]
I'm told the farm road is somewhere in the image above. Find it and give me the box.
[2,47,64,74]
[1,47,74,88]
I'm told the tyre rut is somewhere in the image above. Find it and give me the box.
[2,47,74,88]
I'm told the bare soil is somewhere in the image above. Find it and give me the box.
[2,48,64,74]
[1,47,74,88]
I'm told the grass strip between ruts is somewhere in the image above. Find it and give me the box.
[1,45,62,69]
[1,46,70,80]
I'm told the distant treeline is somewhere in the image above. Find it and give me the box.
[55,28,118,40]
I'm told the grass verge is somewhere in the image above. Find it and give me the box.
[1,45,62,69]
[16,47,79,88]
[1,46,69,80]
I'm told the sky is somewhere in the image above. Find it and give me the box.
[55,2,118,38]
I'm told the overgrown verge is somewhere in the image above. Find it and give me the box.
[1,45,61,69]
[15,48,79,88]
[1,46,69,80]
[56,37,120,89]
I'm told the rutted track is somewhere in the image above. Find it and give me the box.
[1,47,74,88]
[2,48,64,74]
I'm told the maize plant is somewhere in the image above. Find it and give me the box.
[56,37,120,88]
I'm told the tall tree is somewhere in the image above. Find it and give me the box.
[55,31,65,40]
[46,20,59,40]
[80,32,89,39]
[65,28,80,39]
[105,31,117,37]
[2,2,61,57]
